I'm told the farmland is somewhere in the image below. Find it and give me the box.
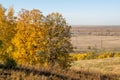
[71,26,120,52]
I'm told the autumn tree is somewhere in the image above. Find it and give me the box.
[12,9,46,64]
[44,13,73,68]
[11,8,73,68]
[0,5,16,60]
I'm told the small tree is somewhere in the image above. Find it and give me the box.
[44,13,73,68]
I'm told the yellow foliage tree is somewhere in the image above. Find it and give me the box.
[0,5,16,60]
[0,4,73,69]
[12,9,47,64]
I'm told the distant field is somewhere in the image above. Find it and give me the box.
[71,26,120,52]
[71,36,120,52]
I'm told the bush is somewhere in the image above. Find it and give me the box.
[70,53,88,61]
[114,52,120,57]
[84,52,98,59]
[4,58,17,68]
[97,52,115,59]
[70,51,120,61]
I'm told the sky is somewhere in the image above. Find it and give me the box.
[0,0,120,25]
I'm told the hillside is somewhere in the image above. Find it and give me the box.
[72,57,120,75]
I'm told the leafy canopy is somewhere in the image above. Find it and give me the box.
[0,4,73,69]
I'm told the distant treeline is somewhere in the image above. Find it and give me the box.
[71,26,120,36]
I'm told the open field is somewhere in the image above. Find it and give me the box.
[71,57,120,75]
[71,36,120,52]
[71,26,120,52]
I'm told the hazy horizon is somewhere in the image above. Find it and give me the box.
[1,0,120,25]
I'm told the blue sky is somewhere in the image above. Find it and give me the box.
[0,0,120,25]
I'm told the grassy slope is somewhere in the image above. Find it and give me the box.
[71,57,120,75]
[0,57,120,80]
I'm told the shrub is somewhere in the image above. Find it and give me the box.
[84,52,98,59]
[4,57,17,68]
[70,51,120,61]
[70,53,88,61]
[114,52,120,57]
[97,52,114,59]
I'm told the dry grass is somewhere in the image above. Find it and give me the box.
[71,57,120,75]
[0,62,119,80]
